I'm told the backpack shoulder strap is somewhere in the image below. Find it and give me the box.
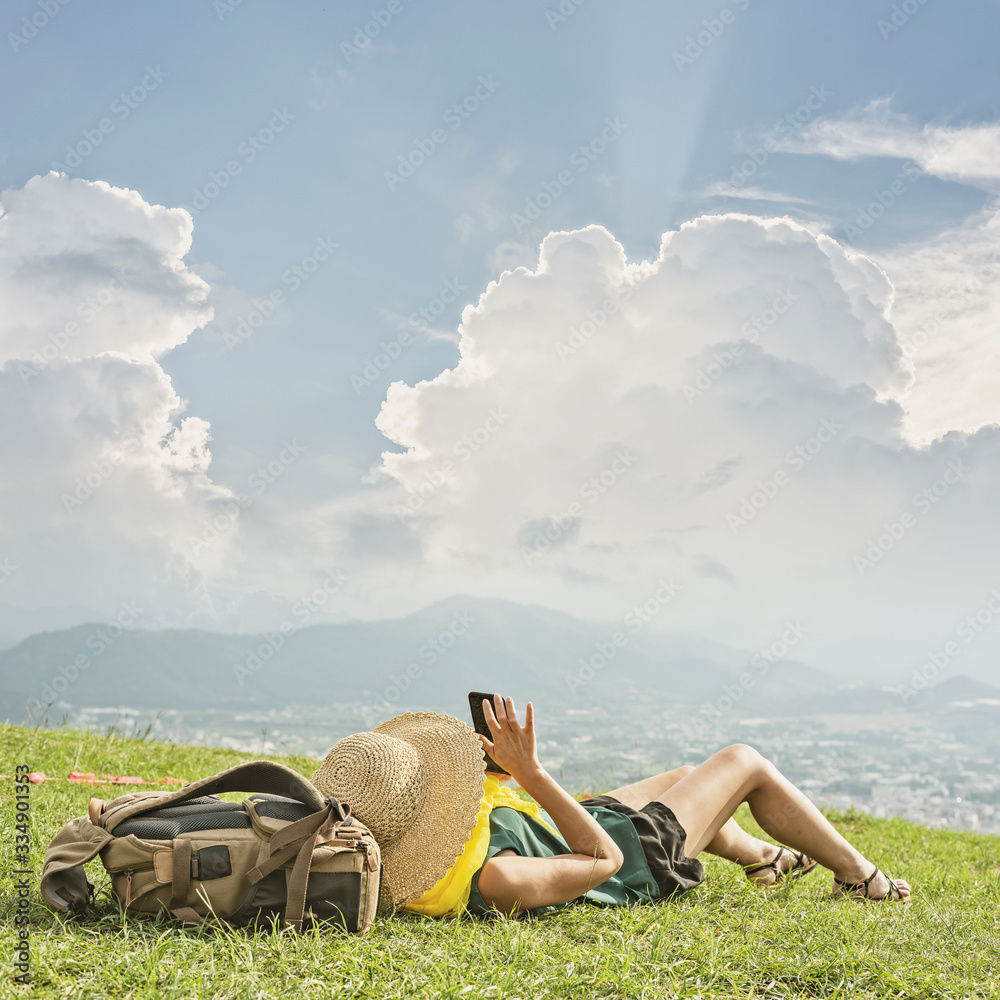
[103,760,326,833]
[40,813,114,913]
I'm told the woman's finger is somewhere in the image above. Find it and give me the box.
[525,701,534,733]
[492,692,508,727]
[505,696,518,727]
[483,697,502,736]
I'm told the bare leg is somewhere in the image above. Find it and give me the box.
[604,765,786,880]
[603,765,694,808]
[658,744,911,900]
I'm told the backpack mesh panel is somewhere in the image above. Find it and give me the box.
[113,811,253,839]
[250,797,315,823]
[139,799,242,818]
[112,794,315,838]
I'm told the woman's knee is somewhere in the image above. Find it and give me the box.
[671,764,696,779]
[714,743,769,777]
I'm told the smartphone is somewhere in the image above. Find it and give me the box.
[468,692,510,775]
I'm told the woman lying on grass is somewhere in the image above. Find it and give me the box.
[311,698,910,918]
[471,695,910,916]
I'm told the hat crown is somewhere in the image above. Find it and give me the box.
[311,711,487,909]
[316,732,428,846]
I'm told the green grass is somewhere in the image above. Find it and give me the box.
[2,722,999,999]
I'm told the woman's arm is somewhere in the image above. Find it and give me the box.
[475,695,624,913]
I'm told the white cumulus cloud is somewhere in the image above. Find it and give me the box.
[346,219,1000,683]
[0,173,234,620]
[0,172,211,365]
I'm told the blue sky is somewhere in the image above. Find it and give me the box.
[4,0,995,478]
[3,0,1000,683]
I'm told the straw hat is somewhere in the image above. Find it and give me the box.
[311,712,486,909]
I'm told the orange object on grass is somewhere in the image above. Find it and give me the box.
[5,770,186,785]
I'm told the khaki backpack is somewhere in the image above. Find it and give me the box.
[40,760,382,933]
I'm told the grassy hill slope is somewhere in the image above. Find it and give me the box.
[1,723,998,999]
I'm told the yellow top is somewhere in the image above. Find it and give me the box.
[403,775,558,917]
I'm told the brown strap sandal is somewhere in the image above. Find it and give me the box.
[745,846,819,885]
[833,865,906,901]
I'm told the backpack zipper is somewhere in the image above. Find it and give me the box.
[359,839,378,872]
[124,868,135,908]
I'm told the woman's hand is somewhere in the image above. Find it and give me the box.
[478,695,542,784]
[474,694,626,913]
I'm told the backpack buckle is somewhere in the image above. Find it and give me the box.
[326,795,353,825]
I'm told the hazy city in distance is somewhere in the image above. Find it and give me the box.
[5,596,997,837]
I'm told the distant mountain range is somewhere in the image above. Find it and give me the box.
[0,602,105,651]
[1,596,997,724]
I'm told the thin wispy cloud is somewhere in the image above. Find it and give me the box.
[376,307,460,344]
[701,181,813,205]
[772,98,1000,190]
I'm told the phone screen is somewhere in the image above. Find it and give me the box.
[468,692,510,775]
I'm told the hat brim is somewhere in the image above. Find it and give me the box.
[340,712,487,909]
[374,712,486,908]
